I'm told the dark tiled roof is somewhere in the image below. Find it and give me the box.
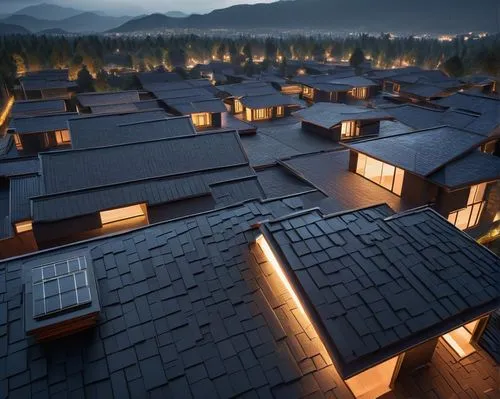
[240,94,301,109]
[77,91,140,107]
[154,88,215,101]
[260,206,500,377]
[0,157,40,177]
[22,69,69,80]
[327,76,378,88]
[32,166,257,222]
[366,67,423,80]
[10,113,78,135]
[428,151,500,189]
[465,110,500,137]
[346,127,487,177]
[144,80,212,94]
[11,99,66,117]
[384,105,478,131]
[0,194,352,398]
[40,132,249,194]
[89,103,144,115]
[399,84,446,98]
[68,110,170,149]
[256,165,315,199]
[283,151,405,213]
[10,174,40,222]
[294,103,391,129]
[434,92,500,114]
[216,82,277,98]
[306,83,353,93]
[172,99,227,115]
[20,79,76,91]
[290,72,356,86]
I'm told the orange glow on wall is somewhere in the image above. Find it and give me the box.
[442,319,482,358]
[100,204,146,225]
[0,96,14,126]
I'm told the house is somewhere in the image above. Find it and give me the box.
[18,69,76,100]
[215,82,278,115]
[433,91,500,115]
[76,91,142,114]
[343,126,500,240]
[8,113,78,154]
[239,94,302,122]
[0,196,497,398]
[294,75,378,104]
[146,81,226,130]
[294,103,393,141]
[462,75,498,95]
[256,74,302,95]
[190,62,238,84]
[11,99,68,118]
[8,132,264,249]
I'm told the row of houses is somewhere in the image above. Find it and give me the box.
[0,66,498,399]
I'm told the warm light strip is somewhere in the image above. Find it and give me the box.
[0,96,14,126]
[442,333,467,357]
[257,235,308,318]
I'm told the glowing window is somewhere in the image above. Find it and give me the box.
[345,356,401,399]
[100,204,146,225]
[13,134,23,150]
[234,99,243,113]
[355,153,405,196]
[341,121,358,138]
[352,87,368,99]
[55,130,71,145]
[191,113,212,128]
[253,108,272,121]
[303,86,314,99]
[15,220,33,234]
[276,106,284,117]
[393,83,401,93]
[245,107,253,121]
[448,183,487,230]
[442,319,482,358]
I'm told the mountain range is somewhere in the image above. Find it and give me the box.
[0,0,498,35]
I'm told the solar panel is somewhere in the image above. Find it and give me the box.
[32,256,92,318]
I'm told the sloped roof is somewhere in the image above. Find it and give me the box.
[10,113,78,135]
[399,84,446,99]
[327,76,378,88]
[428,151,500,189]
[20,79,76,91]
[10,174,40,223]
[240,94,301,109]
[40,132,248,194]
[345,127,487,177]
[11,99,66,117]
[0,157,40,177]
[77,91,140,107]
[294,103,391,129]
[434,92,500,114]
[216,82,277,98]
[144,80,212,94]
[171,99,227,115]
[261,206,500,377]
[68,110,169,149]
[136,71,183,86]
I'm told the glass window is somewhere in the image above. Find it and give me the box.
[303,86,314,99]
[442,318,483,358]
[234,99,243,113]
[15,220,32,234]
[449,183,487,230]
[100,204,146,225]
[352,87,368,99]
[245,107,253,121]
[191,113,212,128]
[55,130,71,145]
[355,153,405,196]
[254,108,271,120]
[13,134,23,150]
[276,106,284,117]
[341,121,358,138]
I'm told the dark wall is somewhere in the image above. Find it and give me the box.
[148,195,216,223]
[400,172,438,207]
[358,120,380,137]
[302,121,339,141]
[399,338,439,373]
[33,213,102,248]
[212,112,222,128]
[19,132,60,155]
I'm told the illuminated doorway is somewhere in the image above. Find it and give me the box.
[442,318,486,358]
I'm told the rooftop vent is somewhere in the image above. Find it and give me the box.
[24,252,100,342]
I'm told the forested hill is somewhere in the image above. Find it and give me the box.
[110,0,500,34]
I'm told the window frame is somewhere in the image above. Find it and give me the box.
[355,153,405,196]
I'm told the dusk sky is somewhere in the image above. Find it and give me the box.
[0,0,278,15]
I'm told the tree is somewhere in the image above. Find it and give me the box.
[242,43,252,62]
[349,47,365,68]
[441,55,464,77]
[76,65,94,93]
[216,42,226,61]
[264,38,277,61]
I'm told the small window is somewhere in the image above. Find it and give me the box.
[254,108,272,121]
[448,183,487,230]
[352,87,368,99]
[341,121,358,138]
[13,134,23,150]
[276,106,284,117]
[55,130,71,145]
[15,220,33,234]
[234,99,243,113]
[100,204,146,225]
[303,86,314,99]
[245,107,253,121]
[191,113,212,128]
